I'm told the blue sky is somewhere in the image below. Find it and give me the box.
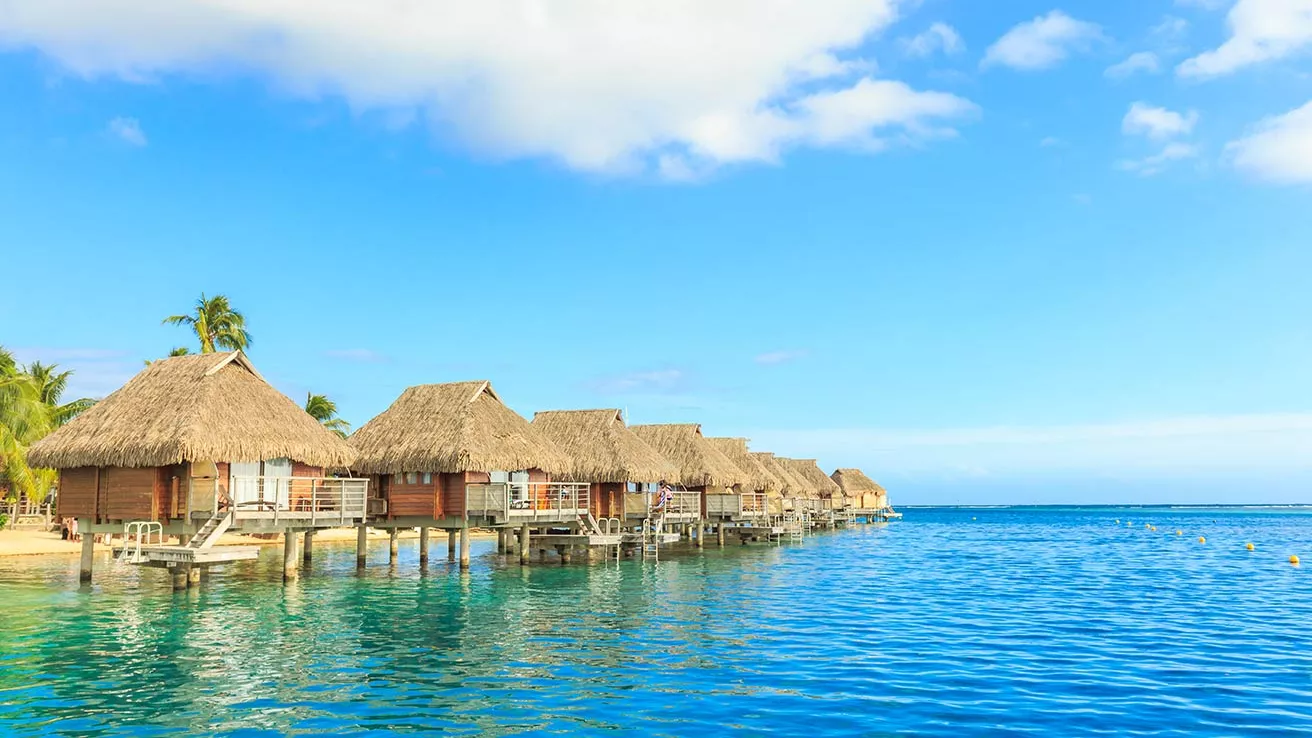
[2,0,1311,504]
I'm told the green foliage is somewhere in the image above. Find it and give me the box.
[164,293,251,354]
[0,346,95,502]
[305,393,351,439]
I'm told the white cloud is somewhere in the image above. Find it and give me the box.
[755,350,808,366]
[982,10,1104,70]
[1175,0,1228,9]
[1227,99,1312,183]
[902,22,964,58]
[1105,51,1162,78]
[589,369,690,395]
[0,1,978,177]
[106,116,146,146]
[1118,142,1199,176]
[1122,102,1199,139]
[1178,0,1312,77]
[748,413,1312,481]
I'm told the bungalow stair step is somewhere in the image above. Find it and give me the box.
[186,511,234,549]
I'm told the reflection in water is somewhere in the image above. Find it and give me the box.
[3,509,1312,736]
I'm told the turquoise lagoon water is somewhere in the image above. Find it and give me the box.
[2,507,1312,736]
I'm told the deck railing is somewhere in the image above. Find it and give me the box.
[706,490,768,519]
[228,476,369,526]
[465,481,589,521]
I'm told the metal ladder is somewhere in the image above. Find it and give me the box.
[186,510,233,549]
[116,521,163,564]
[641,508,666,561]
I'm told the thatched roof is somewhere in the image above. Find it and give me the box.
[705,438,774,492]
[349,381,571,474]
[831,468,885,496]
[629,424,748,488]
[753,452,809,496]
[26,352,356,469]
[531,409,677,484]
[787,458,845,499]
[748,452,787,492]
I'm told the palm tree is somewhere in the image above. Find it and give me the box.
[163,293,251,353]
[0,348,55,503]
[305,393,351,439]
[23,361,95,427]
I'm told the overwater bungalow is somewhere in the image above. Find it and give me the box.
[25,351,363,585]
[831,468,894,521]
[705,438,781,536]
[348,380,608,566]
[786,458,847,525]
[530,409,693,536]
[629,424,756,545]
[752,452,806,510]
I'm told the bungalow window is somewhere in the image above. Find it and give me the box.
[393,473,403,486]
[490,471,509,484]
[422,472,432,485]
[405,472,418,485]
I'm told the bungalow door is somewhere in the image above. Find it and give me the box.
[230,461,261,509]
[264,458,293,510]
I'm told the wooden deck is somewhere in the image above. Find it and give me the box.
[114,545,262,567]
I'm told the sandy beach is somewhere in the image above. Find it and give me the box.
[0,526,498,557]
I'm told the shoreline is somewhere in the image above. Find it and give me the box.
[0,527,500,558]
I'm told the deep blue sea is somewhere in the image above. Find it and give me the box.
[2,506,1311,736]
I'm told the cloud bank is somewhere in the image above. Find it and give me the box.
[0,0,976,176]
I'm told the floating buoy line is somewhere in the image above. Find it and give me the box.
[1112,519,1299,565]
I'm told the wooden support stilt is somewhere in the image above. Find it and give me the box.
[459,525,470,569]
[519,524,530,565]
[696,520,704,549]
[302,530,314,564]
[172,566,188,590]
[419,527,430,564]
[717,523,726,547]
[187,565,202,588]
[388,528,399,563]
[79,524,94,584]
[448,530,457,561]
[283,530,299,581]
[557,545,571,565]
[356,524,368,569]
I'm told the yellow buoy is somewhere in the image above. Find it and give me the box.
[1115,519,1120,524]
[1145,523,1152,529]
[1176,530,1182,536]
[1246,542,1255,551]
[1292,555,1301,566]
[1198,536,1206,544]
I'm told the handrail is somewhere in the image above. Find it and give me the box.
[120,521,163,564]
[228,476,370,524]
[465,481,590,519]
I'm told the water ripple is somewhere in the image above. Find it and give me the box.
[2,507,1311,735]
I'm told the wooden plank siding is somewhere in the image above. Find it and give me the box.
[102,467,156,521]
[386,473,441,519]
[57,467,98,518]
[591,482,624,519]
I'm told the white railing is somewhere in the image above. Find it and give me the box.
[118,521,164,564]
[649,490,701,519]
[705,490,768,519]
[465,481,590,520]
[228,476,369,525]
